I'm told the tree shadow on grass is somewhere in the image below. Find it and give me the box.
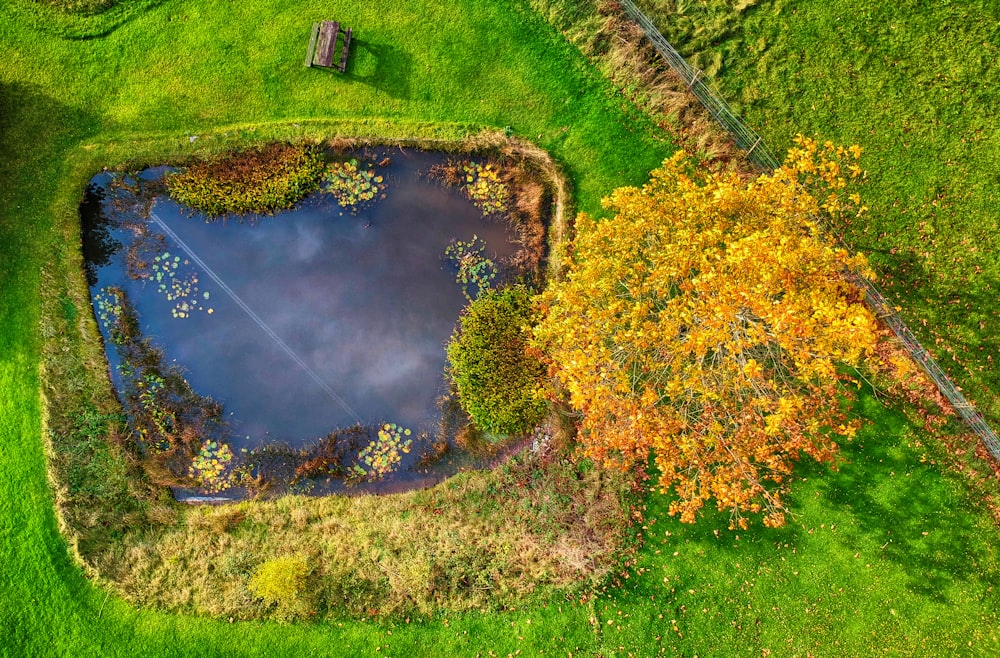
[0,79,118,636]
[0,81,98,310]
[623,390,1000,606]
[0,81,98,176]
[923,271,1000,426]
[861,243,926,296]
[816,392,1000,605]
[859,241,1000,424]
[7,0,168,40]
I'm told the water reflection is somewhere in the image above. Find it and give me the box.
[80,182,122,286]
[83,148,519,496]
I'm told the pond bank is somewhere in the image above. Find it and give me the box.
[83,145,552,500]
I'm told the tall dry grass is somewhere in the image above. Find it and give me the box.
[532,0,752,174]
[99,449,635,620]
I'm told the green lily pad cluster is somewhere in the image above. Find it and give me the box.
[444,235,498,301]
[89,286,230,488]
[94,285,142,345]
[136,372,164,408]
[189,439,239,494]
[152,251,214,318]
[461,162,508,216]
[350,423,412,482]
[134,372,176,451]
[324,160,384,209]
[94,287,127,344]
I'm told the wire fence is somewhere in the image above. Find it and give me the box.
[616,0,1000,462]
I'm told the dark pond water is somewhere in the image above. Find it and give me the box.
[83,148,519,498]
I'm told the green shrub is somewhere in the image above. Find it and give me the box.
[166,143,325,217]
[248,555,310,606]
[447,286,547,435]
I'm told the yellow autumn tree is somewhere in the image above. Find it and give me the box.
[534,138,878,528]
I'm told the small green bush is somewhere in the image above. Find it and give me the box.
[447,286,547,435]
[248,555,310,606]
[166,143,325,217]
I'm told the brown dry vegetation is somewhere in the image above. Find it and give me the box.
[180,144,307,185]
[95,450,636,620]
[499,160,551,284]
[530,0,750,174]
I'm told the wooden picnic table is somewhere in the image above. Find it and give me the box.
[305,21,353,73]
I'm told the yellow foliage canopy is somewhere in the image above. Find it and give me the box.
[534,140,877,528]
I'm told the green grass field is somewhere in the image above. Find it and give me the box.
[637,0,1000,427]
[3,0,1000,655]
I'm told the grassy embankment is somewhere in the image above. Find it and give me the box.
[636,0,1000,428]
[2,0,1000,655]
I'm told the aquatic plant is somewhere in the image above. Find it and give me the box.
[135,373,176,450]
[151,251,214,318]
[94,288,126,343]
[350,423,412,482]
[415,436,450,469]
[93,286,140,345]
[444,235,497,301]
[95,287,229,487]
[461,162,508,216]
[323,159,384,209]
[188,439,239,494]
[166,143,325,217]
[292,426,368,482]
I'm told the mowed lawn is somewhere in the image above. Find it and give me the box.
[2,0,1000,656]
